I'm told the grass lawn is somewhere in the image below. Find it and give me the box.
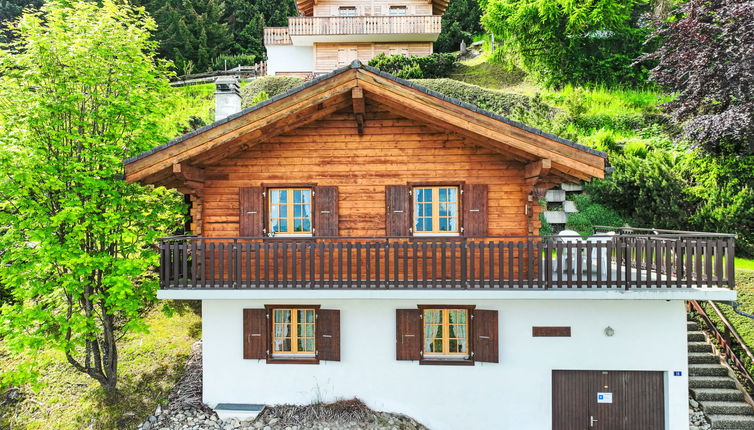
[0,301,201,430]
[736,257,754,271]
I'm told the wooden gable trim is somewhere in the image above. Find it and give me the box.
[126,66,605,189]
[355,69,605,180]
[125,69,359,185]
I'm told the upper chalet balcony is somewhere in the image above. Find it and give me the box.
[264,15,442,46]
[157,227,737,293]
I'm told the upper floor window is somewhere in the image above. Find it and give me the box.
[423,308,469,357]
[389,6,408,15]
[271,308,316,356]
[339,6,357,17]
[268,188,312,235]
[413,186,459,234]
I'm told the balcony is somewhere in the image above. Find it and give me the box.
[265,15,442,45]
[158,228,736,291]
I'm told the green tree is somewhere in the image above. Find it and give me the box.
[147,0,232,75]
[0,0,184,394]
[435,0,484,53]
[480,0,651,86]
[0,0,42,43]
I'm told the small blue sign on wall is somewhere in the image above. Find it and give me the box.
[673,371,682,376]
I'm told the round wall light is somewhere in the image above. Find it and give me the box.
[604,326,615,337]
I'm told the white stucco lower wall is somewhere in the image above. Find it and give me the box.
[266,45,314,75]
[202,298,689,430]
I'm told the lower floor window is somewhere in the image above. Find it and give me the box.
[272,308,316,355]
[423,308,469,357]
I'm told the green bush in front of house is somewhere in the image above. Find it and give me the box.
[368,53,457,79]
[241,76,304,107]
[411,78,537,117]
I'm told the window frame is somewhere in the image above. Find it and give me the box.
[418,304,475,366]
[264,304,321,364]
[338,6,357,16]
[263,183,316,238]
[408,182,464,237]
[388,5,408,15]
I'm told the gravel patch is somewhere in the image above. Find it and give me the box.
[689,396,712,430]
[138,342,428,430]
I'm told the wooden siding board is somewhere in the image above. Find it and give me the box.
[200,107,529,238]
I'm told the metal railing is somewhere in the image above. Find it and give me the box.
[287,15,442,36]
[158,231,736,290]
[689,300,754,395]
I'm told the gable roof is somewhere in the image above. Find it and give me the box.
[295,0,450,16]
[124,61,606,188]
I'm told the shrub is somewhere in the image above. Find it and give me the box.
[581,128,619,153]
[412,78,539,117]
[211,54,258,71]
[623,140,649,158]
[241,76,303,107]
[368,53,457,79]
[566,194,629,235]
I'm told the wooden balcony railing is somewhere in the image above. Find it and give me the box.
[264,27,292,45]
[158,230,736,290]
[287,15,442,37]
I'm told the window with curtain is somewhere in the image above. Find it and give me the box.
[339,6,357,16]
[272,308,316,356]
[389,6,407,15]
[413,186,459,234]
[268,188,312,235]
[423,308,469,357]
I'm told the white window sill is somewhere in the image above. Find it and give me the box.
[412,233,461,237]
[269,234,313,238]
[422,354,470,360]
[271,353,316,359]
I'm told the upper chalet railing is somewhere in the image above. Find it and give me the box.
[286,15,442,37]
[158,228,736,290]
[264,27,292,45]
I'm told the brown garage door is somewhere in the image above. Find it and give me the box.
[553,370,665,430]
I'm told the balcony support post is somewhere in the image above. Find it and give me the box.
[352,86,365,135]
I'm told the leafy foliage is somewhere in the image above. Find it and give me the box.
[368,53,457,79]
[435,0,484,52]
[0,0,184,393]
[565,194,629,235]
[480,0,652,86]
[0,0,41,43]
[240,76,304,108]
[641,0,754,155]
[585,152,696,232]
[412,78,533,116]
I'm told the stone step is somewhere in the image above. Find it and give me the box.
[701,401,754,416]
[692,388,746,402]
[689,342,714,353]
[688,321,700,331]
[689,352,721,364]
[689,377,738,389]
[688,331,707,342]
[689,364,729,377]
[708,414,754,429]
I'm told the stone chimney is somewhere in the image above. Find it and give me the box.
[215,76,241,122]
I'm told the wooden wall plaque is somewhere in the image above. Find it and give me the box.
[532,326,571,337]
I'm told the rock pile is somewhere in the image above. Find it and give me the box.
[689,397,712,430]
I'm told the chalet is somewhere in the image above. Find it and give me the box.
[263,0,444,76]
[124,62,737,430]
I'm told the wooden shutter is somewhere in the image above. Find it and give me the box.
[463,184,488,237]
[243,308,268,359]
[396,309,421,360]
[314,186,338,237]
[316,309,340,361]
[239,187,264,236]
[472,309,498,363]
[385,185,410,236]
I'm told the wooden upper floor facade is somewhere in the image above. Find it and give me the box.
[124,63,736,291]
